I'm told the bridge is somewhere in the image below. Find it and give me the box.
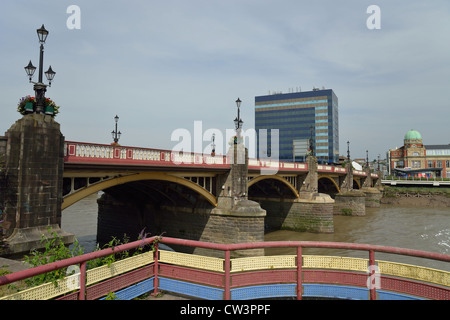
[62,140,377,209]
[0,113,382,256]
[61,140,381,250]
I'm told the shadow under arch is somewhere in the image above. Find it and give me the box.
[318,175,340,194]
[248,175,299,198]
[62,172,218,210]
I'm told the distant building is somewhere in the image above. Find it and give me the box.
[255,88,339,164]
[388,129,450,178]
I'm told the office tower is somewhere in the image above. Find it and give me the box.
[255,88,339,164]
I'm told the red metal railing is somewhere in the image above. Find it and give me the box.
[1,236,447,300]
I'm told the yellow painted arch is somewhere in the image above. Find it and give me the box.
[248,175,299,198]
[62,172,217,210]
[318,175,341,193]
[353,178,361,189]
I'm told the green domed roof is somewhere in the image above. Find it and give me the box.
[404,129,422,140]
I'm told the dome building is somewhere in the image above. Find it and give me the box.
[404,129,422,140]
[389,130,450,178]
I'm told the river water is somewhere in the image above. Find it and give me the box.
[61,193,450,271]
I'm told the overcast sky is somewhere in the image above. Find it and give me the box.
[1,1,449,161]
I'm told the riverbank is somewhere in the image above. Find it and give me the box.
[381,186,450,207]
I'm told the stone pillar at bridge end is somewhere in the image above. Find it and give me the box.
[1,114,74,256]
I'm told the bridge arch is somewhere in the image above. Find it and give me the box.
[353,178,361,190]
[248,175,299,198]
[318,175,340,194]
[62,172,217,210]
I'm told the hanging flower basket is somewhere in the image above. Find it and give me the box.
[17,95,60,117]
[17,96,36,114]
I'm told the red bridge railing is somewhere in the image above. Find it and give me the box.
[1,236,447,300]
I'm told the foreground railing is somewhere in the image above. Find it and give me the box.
[1,237,449,300]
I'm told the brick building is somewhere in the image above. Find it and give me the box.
[388,129,450,178]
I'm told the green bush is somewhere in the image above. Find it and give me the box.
[22,228,155,288]
[23,227,84,287]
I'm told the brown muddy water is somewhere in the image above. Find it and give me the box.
[61,193,449,271]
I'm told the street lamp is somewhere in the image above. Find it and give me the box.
[233,98,243,144]
[111,115,121,143]
[366,150,369,168]
[309,125,315,157]
[211,133,216,156]
[347,141,351,162]
[24,24,56,114]
[234,98,243,130]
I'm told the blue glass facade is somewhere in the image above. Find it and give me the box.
[255,89,339,164]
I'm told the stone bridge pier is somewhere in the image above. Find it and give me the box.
[361,167,383,208]
[333,161,367,216]
[250,156,335,234]
[0,114,74,256]
[333,162,383,216]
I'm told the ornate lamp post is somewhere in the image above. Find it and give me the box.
[24,25,56,114]
[111,115,121,143]
[347,141,351,162]
[366,150,369,168]
[233,98,243,144]
[309,125,315,157]
[211,133,216,156]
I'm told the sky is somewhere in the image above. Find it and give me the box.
[1,0,449,161]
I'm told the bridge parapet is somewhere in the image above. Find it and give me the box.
[64,141,229,169]
[248,159,308,173]
[317,165,347,174]
[65,141,312,173]
[353,170,367,177]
